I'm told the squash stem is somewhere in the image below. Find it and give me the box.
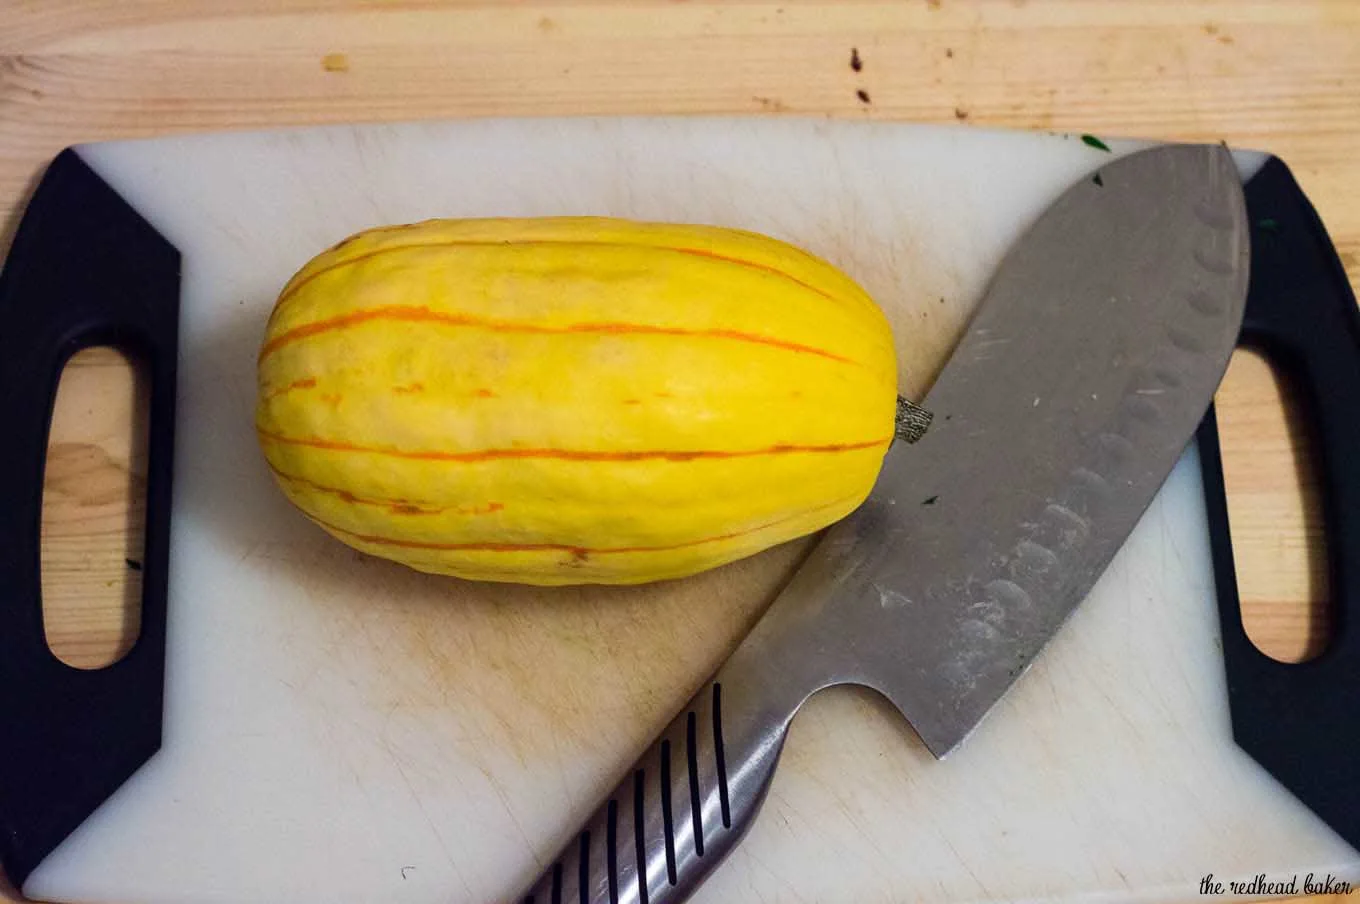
[894,396,933,444]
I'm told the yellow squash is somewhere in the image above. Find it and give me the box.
[256,218,897,585]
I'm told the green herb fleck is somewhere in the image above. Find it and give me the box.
[1081,134,1112,152]
[1257,217,1279,232]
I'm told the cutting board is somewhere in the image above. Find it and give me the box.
[17,117,1360,903]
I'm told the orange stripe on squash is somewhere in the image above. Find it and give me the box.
[260,376,317,402]
[256,425,890,463]
[258,304,855,365]
[305,493,858,556]
[273,237,848,318]
[265,460,504,516]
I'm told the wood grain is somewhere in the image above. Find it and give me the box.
[2,1,1357,901]
[39,347,148,670]
[1218,349,1331,664]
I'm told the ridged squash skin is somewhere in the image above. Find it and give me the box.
[256,218,897,585]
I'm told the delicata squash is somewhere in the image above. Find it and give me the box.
[256,218,898,585]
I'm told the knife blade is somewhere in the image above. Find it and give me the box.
[516,143,1249,904]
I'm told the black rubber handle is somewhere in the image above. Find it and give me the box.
[0,149,180,887]
[1197,156,1360,851]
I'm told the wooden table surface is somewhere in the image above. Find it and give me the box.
[1,1,1356,902]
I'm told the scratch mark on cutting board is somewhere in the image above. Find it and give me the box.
[383,734,474,900]
[1093,682,1141,738]
[469,723,539,866]
[741,842,813,904]
[831,780,896,869]
[939,829,998,898]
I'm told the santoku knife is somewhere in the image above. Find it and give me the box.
[516,142,1250,904]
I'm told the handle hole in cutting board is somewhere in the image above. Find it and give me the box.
[1216,348,1332,663]
[40,346,150,669]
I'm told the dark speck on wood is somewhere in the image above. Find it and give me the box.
[856,89,871,104]
[850,47,863,72]
[945,48,954,58]
[954,107,969,121]
[125,558,142,571]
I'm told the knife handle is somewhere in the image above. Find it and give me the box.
[516,670,796,904]
[1196,156,1360,850]
[0,149,180,887]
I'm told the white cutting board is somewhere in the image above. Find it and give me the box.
[23,118,1360,903]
